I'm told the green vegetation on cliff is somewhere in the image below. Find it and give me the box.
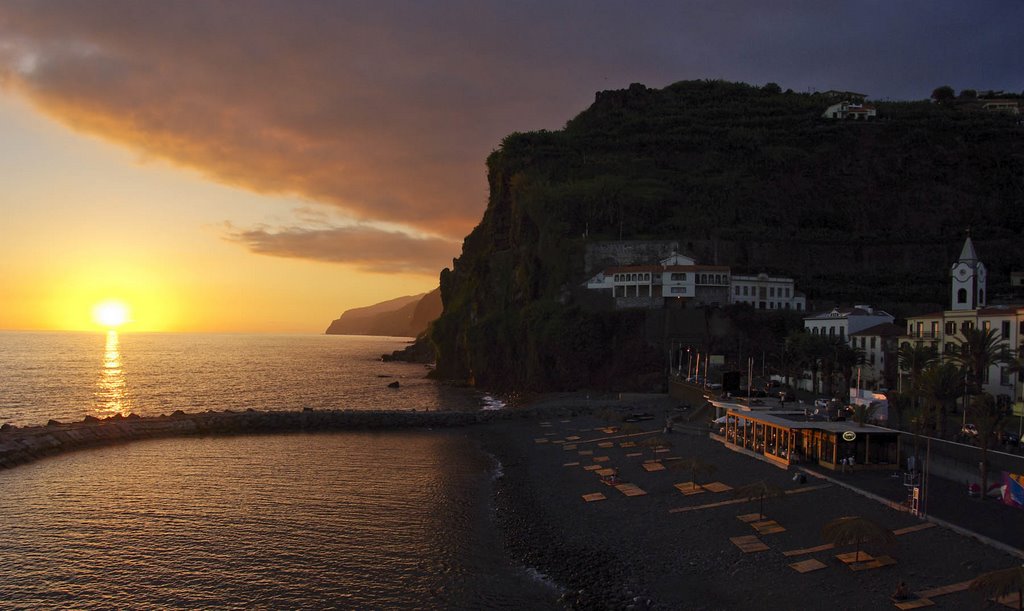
[429,80,1024,391]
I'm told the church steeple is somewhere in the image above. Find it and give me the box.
[950,231,986,311]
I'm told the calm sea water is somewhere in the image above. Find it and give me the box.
[0,332,482,427]
[0,333,551,608]
[0,432,559,609]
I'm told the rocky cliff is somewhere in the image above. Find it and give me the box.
[326,289,442,337]
[428,80,1024,392]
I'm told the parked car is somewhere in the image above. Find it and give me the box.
[999,431,1020,447]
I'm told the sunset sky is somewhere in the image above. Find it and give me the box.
[1,1,1020,333]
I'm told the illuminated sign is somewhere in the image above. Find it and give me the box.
[842,431,856,442]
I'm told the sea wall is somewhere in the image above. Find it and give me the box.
[0,406,592,471]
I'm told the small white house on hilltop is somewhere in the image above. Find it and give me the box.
[822,101,877,120]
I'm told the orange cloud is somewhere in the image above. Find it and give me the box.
[225,224,458,275]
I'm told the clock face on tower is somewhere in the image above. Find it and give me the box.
[957,266,968,279]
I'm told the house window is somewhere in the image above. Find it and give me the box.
[870,337,877,349]
[1002,321,1011,338]
[931,322,939,336]
[734,286,740,295]
[945,342,954,354]
[743,286,749,296]
[829,328,835,336]
[962,321,974,333]
[916,322,923,336]
[1000,367,1010,385]
[769,287,775,297]
[983,320,991,332]
[946,321,956,335]
[983,366,990,384]
[869,354,876,365]
[957,288,967,304]
[979,289,985,303]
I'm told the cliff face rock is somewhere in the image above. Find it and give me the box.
[326,289,441,337]
[428,79,1024,392]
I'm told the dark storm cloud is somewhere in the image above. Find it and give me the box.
[0,1,1020,266]
[225,224,458,275]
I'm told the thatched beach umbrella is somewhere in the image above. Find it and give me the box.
[821,516,895,563]
[731,480,785,520]
[639,435,671,458]
[971,565,1024,610]
[669,457,717,490]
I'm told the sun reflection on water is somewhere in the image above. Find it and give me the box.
[96,330,131,417]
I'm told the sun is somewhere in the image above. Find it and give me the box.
[92,300,130,329]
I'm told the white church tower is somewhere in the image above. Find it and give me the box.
[950,233,987,311]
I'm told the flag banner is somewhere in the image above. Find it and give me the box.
[1002,472,1024,509]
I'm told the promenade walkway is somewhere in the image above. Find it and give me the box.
[801,465,1024,558]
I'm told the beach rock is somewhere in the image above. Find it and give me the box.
[388,381,400,388]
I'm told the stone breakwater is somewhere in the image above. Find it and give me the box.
[0,406,598,471]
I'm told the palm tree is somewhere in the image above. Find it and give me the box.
[834,342,865,398]
[821,516,895,563]
[731,480,785,520]
[971,565,1024,611]
[949,328,1011,397]
[970,393,1006,498]
[919,362,963,439]
[897,342,938,404]
[669,456,717,490]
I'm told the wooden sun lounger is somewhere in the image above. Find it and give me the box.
[582,492,607,502]
[626,452,643,457]
[701,482,733,493]
[614,483,647,497]
[642,462,666,472]
[534,438,549,443]
[597,441,614,448]
[578,450,593,456]
[730,535,769,553]
[751,520,786,535]
[562,461,580,467]
[583,464,602,471]
[782,543,835,557]
[893,522,936,536]
[789,558,827,573]
[737,512,764,523]
[620,441,637,448]
[596,468,616,477]
[593,456,610,463]
[563,444,577,451]
[994,592,1022,608]
[914,580,972,599]
[850,555,896,571]
[836,551,874,564]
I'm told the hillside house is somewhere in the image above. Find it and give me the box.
[585,251,800,310]
[822,101,877,120]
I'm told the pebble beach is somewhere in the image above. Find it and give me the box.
[476,405,1023,610]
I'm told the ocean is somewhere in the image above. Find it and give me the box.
[0,333,556,609]
[0,332,483,427]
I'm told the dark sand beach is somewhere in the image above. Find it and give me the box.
[476,404,1023,610]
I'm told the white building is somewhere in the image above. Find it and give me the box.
[731,273,806,311]
[822,101,877,120]
[803,305,895,342]
[848,322,905,389]
[904,236,1023,404]
[585,252,799,310]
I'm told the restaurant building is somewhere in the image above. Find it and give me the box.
[722,409,900,471]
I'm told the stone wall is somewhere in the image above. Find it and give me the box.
[583,240,679,275]
[0,405,603,470]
